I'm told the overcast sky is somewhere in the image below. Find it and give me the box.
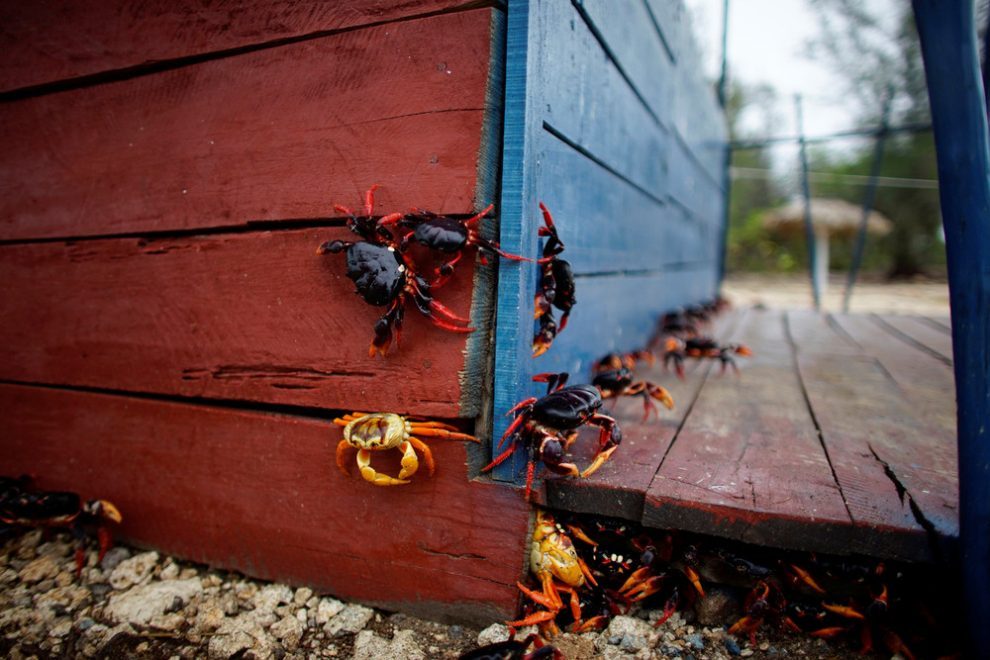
[684,0,899,141]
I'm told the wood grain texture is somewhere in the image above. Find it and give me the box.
[0,9,494,240]
[540,312,740,520]
[874,314,954,364]
[0,0,474,93]
[0,383,528,624]
[831,313,956,434]
[0,228,485,417]
[644,309,856,555]
[787,311,956,557]
[491,0,725,481]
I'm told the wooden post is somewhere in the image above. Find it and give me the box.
[911,1,990,656]
[794,94,820,309]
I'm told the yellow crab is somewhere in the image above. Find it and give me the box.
[333,412,477,486]
[508,509,597,634]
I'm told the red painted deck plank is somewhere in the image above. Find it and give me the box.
[539,313,741,521]
[832,313,956,437]
[874,314,954,364]
[787,311,956,557]
[0,0,473,93]
[0,9,495,240]
[0,228,483,417]
[643,308,855,554]
[788,312,959,538]
[0,383,528,624]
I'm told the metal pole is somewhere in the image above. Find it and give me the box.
[717,0,730,108]
[912,1,990,656]
[794,94,820,309]
[715,0,731,289]
[842,95,892,312]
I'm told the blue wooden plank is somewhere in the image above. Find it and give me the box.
[538,128,709,274]
[493,0,726,486]
[492,0,540,482]
[538,1,672,201]
[911,1,990,656]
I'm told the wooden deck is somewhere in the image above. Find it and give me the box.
[538,307,958,563]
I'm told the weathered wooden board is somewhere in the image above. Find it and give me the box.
[874,314,954,364]
[0,0,475,94]
[0,9,495,240]
[541,312,740,520]
[0,228,488,417]
[0,383,528,624]
[537,132,713,275]
[831,313,956,435]
[787,310,956,558]
[491,0,725,483]
[644,309,856,555]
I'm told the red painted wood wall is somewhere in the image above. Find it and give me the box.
[0,0,526,624]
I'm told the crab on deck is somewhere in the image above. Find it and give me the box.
[334,412,478,486]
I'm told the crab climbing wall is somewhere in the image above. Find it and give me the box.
[492,0,728,481]
[0,1,528,624]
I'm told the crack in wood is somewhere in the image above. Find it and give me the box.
[870,314,953,366]
[181,364,377,382]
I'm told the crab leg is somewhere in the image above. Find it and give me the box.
[356,449,409,486]
[406,437,435,477]
[363,184,380,216]
[410,426,478,443]
[394,441,420,480]
[335,440,354,476]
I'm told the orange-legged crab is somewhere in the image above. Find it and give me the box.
[334,412,478,486]
[508,510,598,636]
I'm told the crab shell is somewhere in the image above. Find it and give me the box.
[341,413,410,451]
[532,513,586,588]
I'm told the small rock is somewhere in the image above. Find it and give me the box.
[180,568,199,580]
[315,598,345,625]
[0,567,18,584]
[108,551,159,589]
[352,630,390,660]
[306,596,319,610]
[685,633,705,650]
[388,630,425,660]
[324,604,373,636]
[202,574,223,589]
[36,585,91,613]
[150,612,186,632]
[604,616,652,652]
[272,615,305,650]
[553,633,598,659]
[208,613,273,659]
[234,580,258,600]
[19,555,60,583]
[160,562,180,581]
[100,547,131,572]
[295,608,308,623]
[476,623,511,647]
[759,641,770,651]
[724,636,742,656]
[195,601,226,632]
[740,648,754,657]
[76,617,96,632]
[294,588,313,606]
[49,618,73,638]
[105,578,201,626]
[693,586,741,627]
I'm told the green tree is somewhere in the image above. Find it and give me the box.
[808,0,941,278]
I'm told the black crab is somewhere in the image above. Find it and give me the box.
[482,372,621,500]
[317,185,476,357]
[532,203,576,357]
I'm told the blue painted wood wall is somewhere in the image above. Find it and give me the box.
[493,0,727,481]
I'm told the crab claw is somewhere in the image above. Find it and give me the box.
[93,500,123,524]
[734,345,753,357]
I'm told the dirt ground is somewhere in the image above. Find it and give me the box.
[721,272,950,316]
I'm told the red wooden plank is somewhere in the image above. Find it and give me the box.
[643,308,856,555]
[874,314,954,364]
[0,0,473,93]
[538,311,742,520]
[788,311,957,554]
[0,9,494,240]
[0,383,529,624]
[0,228,484,417]
[832,313,956,436]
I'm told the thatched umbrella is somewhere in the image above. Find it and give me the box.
[763,198,893,302]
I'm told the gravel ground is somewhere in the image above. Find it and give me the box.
[1,530,877,659]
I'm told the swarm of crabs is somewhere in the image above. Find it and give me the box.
[493,508,957,659]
